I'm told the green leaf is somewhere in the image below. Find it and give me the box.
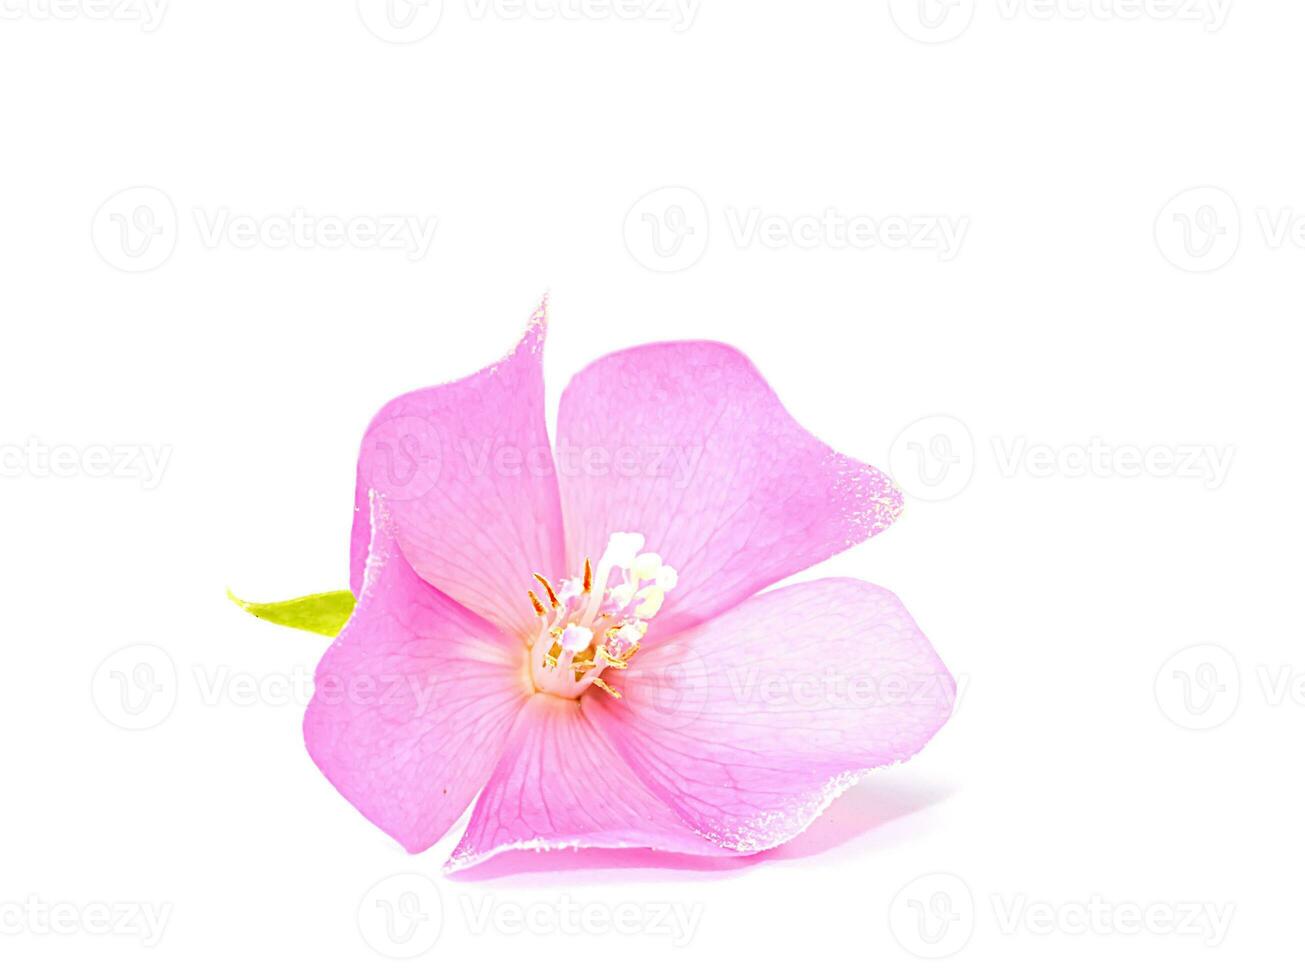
[227,588,356,637]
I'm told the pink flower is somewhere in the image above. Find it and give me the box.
[304,300,953,871]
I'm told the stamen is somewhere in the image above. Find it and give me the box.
[526,532,675,702]
[533,573,560,609]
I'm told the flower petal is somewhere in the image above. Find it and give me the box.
[350,300,565,640]
[584,578,953,854]
[446,694,726,872]
[308,497,530,854]
[556,341,902,639]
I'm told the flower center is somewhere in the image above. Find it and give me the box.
[526,532,677,700]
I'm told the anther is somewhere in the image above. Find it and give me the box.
[542,643,559,669]
[533,573,560,608]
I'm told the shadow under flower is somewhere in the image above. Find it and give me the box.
[447,774,954,884]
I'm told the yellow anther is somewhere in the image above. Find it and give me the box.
[590,676,622,699]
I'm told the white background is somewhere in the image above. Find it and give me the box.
[0,1,1299,975]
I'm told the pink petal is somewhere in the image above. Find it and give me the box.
[350,300,565,640]
[555,341,902,639]
[584,578,953,854]
[446,693,727,872]
[308,498,530,854]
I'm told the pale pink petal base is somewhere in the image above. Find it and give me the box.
[446,694,728,872]
[306,500,529,854]
[585,578,955,854]
[556,341,904,640]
